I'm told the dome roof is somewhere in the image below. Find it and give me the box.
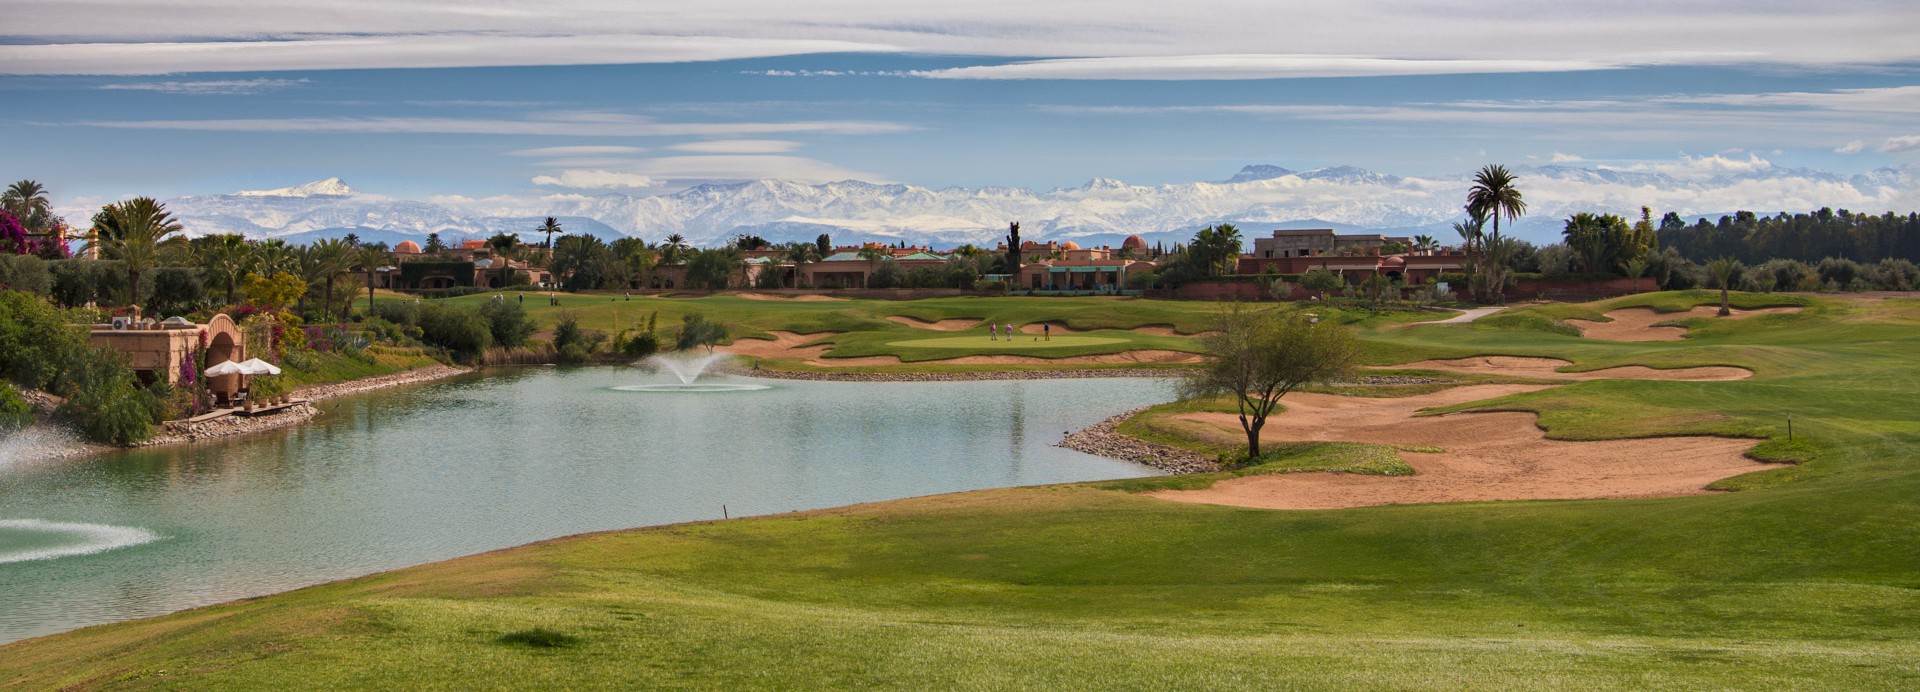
[1121,234,1147,249]
[1380,255,1407,267]
[1060,241,1081,251]
[461,239,487,250]
[394,240,421,253]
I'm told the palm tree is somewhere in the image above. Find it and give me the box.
[1412,234,1436,255]
[538,217,564,250]
[199,234,253,306]
[308,238,355,321]
[2,180,53,232]
[1465,164,1526,245]
[93,197,185,307]
[1707,256,1740,316]
[1624,257,1650,294]
[1452,216,1485,255]
[353,245,389,313]
[783,242,819,288]
[660,233,689,264]
[251,239,297,276]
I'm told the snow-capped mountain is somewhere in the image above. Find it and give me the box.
[159,160,1920,247]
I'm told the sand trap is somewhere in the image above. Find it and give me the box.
[1568,306,1803,342]
[719,331,1202,366]
[1147,384,1777,510]
[1132,325,1220,337]
[734,293,846,302]
[1019,321,1082,334]
[885,315,982,331]
[1383,356,1750,381]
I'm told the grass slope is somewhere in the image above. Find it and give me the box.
[7,292,1920,689]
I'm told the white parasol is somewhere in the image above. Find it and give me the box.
[237,358,283,376]
[203,360,245,377]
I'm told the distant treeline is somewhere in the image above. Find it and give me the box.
[1657,208,1920,264]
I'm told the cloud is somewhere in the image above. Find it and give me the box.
[96,77,308,94]
[5,2,1918,76]
[1596,153,1775,180]
[669,139,800,154]
[1880,136,1920,153]
[0,34,900,76]
[507,145,649,157]
[531,170,659,189]
[912,55,1626,81]
[1836,140,1866,154]
[71,113,915,137]
[1549,152,1584,163]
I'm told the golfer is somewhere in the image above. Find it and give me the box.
[989,322,998,341]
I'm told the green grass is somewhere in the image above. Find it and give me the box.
[280,347,443,391]
[7,291,1920,688]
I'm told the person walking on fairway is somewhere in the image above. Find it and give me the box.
[1043,322,1050,341]
[989,322,998,341]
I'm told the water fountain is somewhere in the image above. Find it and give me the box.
[613,352,772,393]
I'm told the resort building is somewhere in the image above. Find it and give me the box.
[370,244,551,290]
[86,313,246,398]
[1248,228,1411,260]
[1006,241,1156,291]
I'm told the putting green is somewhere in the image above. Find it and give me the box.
[886,335,1128,349]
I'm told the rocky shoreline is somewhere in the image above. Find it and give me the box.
[8,365,471,461]
[1055,407,1221,474]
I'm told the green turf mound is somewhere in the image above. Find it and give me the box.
[885,335,1128,350]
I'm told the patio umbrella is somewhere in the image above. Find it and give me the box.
[203,360,245,377]
[237,358,283,375]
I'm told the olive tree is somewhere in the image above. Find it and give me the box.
[1181,305,1355,460]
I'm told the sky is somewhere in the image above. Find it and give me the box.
[5,0,1919,212]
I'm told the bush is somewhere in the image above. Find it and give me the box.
[557,343,593,365]
[552,313,584,352]
[145,266,206,317]
[371,300,421,326]
[477,299,535,348]
[622,331,660,359]
[676,312,727,351]
[416,304,493,363]
[0,384,30,435]
[53,346,161,445]
[0,254,52,296]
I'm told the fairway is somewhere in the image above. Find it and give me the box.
[886,335,1128,350]
[8,291,1920,689]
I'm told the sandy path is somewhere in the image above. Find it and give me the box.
[1147,384,1775,510]
[734,293,846,302]
[1381,356,1750,381]
[1426,306,1506,325]
[885,316,982,331]
[1568,306,1802,341]
[718,331,1200,366]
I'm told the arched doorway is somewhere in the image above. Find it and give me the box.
[202,314,244,405]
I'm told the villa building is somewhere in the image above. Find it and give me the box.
[86,313,246,398]
[1005,241,1157,291]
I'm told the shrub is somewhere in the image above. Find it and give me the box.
[0,254,52,296]
[53,346,160,445]
[477,299,536,348]
[0,384,30,435]
[416,304,493,363]
[371,300,420,326]
[557,343,593,365]
[675,312,727,351]
[146,266,206,317]
[622,331,660,359]
[552,313,584,352]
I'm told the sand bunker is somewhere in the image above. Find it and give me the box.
[1568,305,1803,342]
[1132,325,1219,338]
[885,316,981,331]
[1383,356,1750,382]
[1147,384,1777,510]
[733,293,846,302]
[719,331,1203,366]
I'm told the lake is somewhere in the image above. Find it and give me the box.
[0,368,1173,643]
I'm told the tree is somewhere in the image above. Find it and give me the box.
[683,247,742,289]
[1300,267,1342,299]
[676,312,727,352]
[487,232,522,259]
[1412,234,1437,254]
[306,238,355,321]
[1707,256,1741,316]
[93,197,185,307]
[1465,164,1527,245]
[1187,224,1244,276]
[783,242,820,288]
[1624,257,1650,293]
[1004,221,1022,277]
[196,234,253,306]
[1181,306,1356,459]
[815,233,833,257]
[661,233,689,264]
[424,232,446,254]
[352,245,388,312]
[538,217,564,250]
[2,180,54,234]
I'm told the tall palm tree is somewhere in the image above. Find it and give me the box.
[1452,216,1485,255]
[661,233,689,264]
[2,180,53,232]
[94,197,185,307]
[1412,234,1436,254]
[538,217,564,250]
[251,239,297,276]
[1465,164,1526,245]
[308,238,356,321]
[352,245,389,313]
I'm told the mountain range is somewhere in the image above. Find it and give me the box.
[156,161,1920,248]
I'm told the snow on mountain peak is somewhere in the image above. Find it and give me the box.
[235,177,356,198]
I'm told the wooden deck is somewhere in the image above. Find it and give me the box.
[236,399,310,417]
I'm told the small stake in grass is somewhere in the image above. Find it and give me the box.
[1788,413,1793,441]
[722,504,729,519]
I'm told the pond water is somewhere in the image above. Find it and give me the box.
[0,368,1173,644]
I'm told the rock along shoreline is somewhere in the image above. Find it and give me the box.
[14,365,471,461]
[1055,407,1221,474]
[718,365,1185,382]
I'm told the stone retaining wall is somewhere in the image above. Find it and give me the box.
[1055,407,1220,474]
